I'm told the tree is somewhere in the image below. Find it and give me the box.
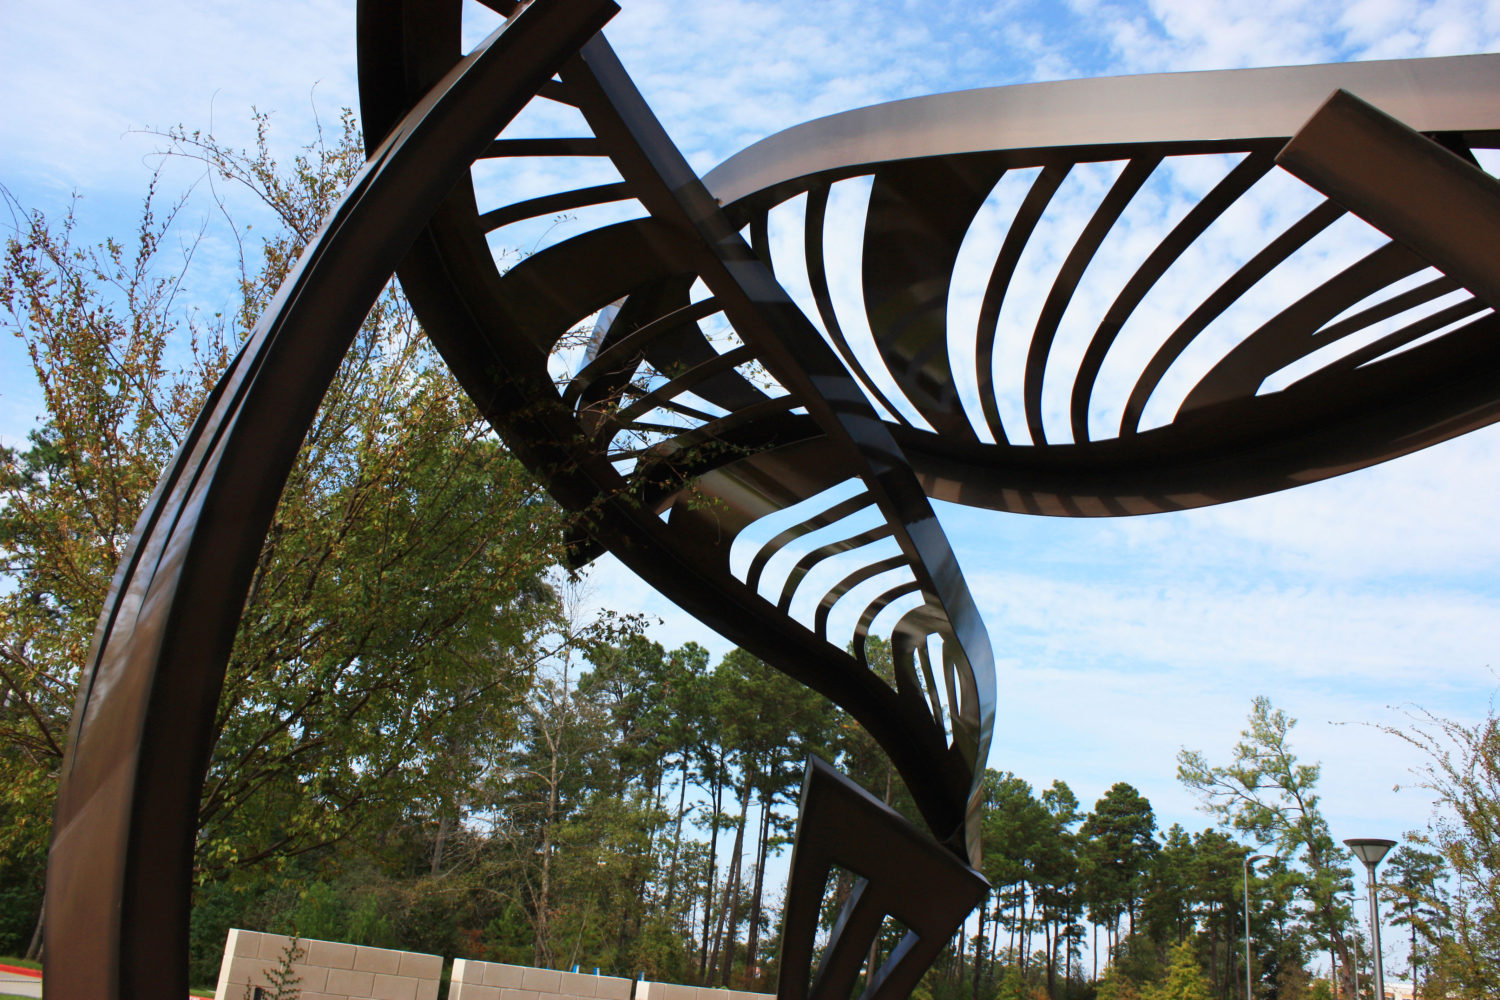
[1140,824,1195,950]
[0,112,574,954]
[481,599,614,969]
[1143,941,1215,1000]
[981,771,1052,986]
[1378,705,1500,996]
[1178,699,1355,998]
[1034,780,1081,999]
[1081,782,1158,956]
[1381,845,1446,996]
[1185,829,1245,998]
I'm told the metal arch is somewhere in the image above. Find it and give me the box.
[41,4,620,996]
[48,1,997,997]
[702,55,1500,206]
[354,6,996,862]
[42,5,1500,999]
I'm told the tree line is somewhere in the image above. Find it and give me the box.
[2,113,1496,999]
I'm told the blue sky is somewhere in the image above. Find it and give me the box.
[5,0,1500,936]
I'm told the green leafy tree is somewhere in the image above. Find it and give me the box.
[1185,829,1245,997]
[1140,824,1195,949]
[1178,698,1355,996]
[1034,780,1081,999]
[1378,705,1500,996]
[981,771,1052,986]
[1381,845,1446,995]
[0,113,573,955]
[1143,941,1214,1000]
[1081,783,1158,959]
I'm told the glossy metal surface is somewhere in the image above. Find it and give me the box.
[43,4,1500,997]
[706,56,1500,516]
[1279,88,1500,309]
[356,8,995,871]
[781,758,988,1000]
[42,3,620,996]
[357,15,998,992]
[704,55,1500,206]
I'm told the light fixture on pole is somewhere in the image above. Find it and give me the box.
[1243,852,1273,1000]
[1345,838,1396,1000]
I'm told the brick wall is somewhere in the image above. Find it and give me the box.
[215,929,443,1000]
[216,930,776,1000]
[635,981,771,1000]
[448,959,633,1000]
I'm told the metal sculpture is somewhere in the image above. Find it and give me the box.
[41,0,1500,996]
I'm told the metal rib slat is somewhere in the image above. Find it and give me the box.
[1024,156,1160,445]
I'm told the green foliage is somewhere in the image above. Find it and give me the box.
[1379,704,1500,995]
[1095,965,1142,1000]
[1177,697,1354,990]
[1080,783,1157,945]
[0,113,574,959]
[1381,844,1446,990]
[994,964,1029,1000]
[1140,942,1212,1000]
[247,936,305,1000]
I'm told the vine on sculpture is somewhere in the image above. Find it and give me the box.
[41,2,1500,999]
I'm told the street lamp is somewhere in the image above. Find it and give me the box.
[1243,852,1273,1000]
[1345,838,1397,1000]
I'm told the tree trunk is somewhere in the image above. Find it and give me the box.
[973,896,987,1000]
[431,811,450,876]
[1044,917,1054,999]
[1018,885,1029,976]
[24,899,43,962]
[717,771,752,986]
[710,822,744,984]
[745,783,774,982]
[699,763,724,980]
[665,758,690,904]
[1065,921,1072,994]
[1207,900,1219,995]
[535,730,560,968]
[1411,916,1419,998]
[1009,890,1018,965]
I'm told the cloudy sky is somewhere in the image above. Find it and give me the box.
[5,0,1500,917]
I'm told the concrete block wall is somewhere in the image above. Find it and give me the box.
[635,981,772,1000]
[216,929,443,1000]
[218,929,775,1000]
[449,959,633,1000]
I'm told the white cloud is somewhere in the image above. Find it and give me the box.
[1089,0,1500,71]
[1,0,356,203]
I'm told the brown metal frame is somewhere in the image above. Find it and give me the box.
[41,5,1500,998]
[705,55,1500,517]
[43,4,620,996]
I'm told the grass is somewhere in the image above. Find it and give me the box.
[0,952,38,999]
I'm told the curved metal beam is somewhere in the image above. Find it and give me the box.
[705,54,1500,208]
[42,4,618,997]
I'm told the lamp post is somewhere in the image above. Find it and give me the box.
[1345,838,1397,1000]
[1243,852,1273,1000]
